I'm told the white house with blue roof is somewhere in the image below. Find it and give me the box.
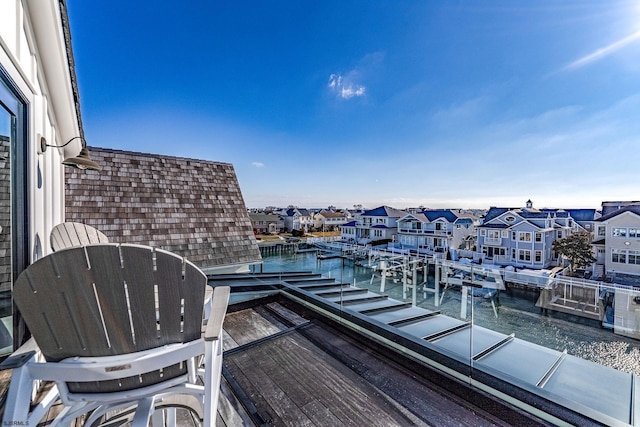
[477,200,598,269]
[395,209,477,255]
[277,207,313,232]
[340,205,406,244]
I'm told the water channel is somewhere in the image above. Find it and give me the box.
[262,250,640,375]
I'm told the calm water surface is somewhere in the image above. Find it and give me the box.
[262,251,640,375]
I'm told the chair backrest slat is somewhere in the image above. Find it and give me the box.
[14,244,207,362]
[50,222,109,252]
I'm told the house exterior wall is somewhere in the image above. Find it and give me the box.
[359,214,399,243]
[1,0,78,260]
[452,220,476,250]
[340,223,356,241]
[249,214,284,234]
[1,0,83,352]
[601,212,640,284]
[397,217,452,252]
[313,213,347,230]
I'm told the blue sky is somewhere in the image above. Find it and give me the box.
[67,1,640,210]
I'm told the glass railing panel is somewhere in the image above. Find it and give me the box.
[257,241,640,425]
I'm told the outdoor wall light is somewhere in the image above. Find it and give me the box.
[39,135,101,171]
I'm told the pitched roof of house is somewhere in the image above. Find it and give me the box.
[482,223,509,229]
[59,1,85,139]
[484,207,598,225]
[341,221,357,227]
[249,213,282,222]
[65,147,262,269]
[482,207,513,223]
[318,211,346,218]
[400,213,429,223]
[422,209,458,222]
[596,206,640,222]
[363,206,407,217]
[564,209,599,222]
[284,208,311,217]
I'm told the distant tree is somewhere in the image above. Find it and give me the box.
[552,231,596,275]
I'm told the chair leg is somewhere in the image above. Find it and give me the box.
[131,397,155,427]
[203,340,223,427]
[151,408,165,426]
[2,363,58,425]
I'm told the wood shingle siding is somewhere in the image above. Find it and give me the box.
[64,147,261,269]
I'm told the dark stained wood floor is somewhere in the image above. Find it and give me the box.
[219,300,540,427]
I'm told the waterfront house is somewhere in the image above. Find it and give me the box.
[477,200,598,269]
[396,209,477,255]
[593,202,640,285]
[249,212,285,234]
[313,210,348,231]
[277,207,313,232]
[340,205,406,245]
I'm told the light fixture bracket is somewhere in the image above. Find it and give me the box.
[38,135,101,170]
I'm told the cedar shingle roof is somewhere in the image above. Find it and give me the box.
[65,147,261,269]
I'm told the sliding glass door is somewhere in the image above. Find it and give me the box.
[0,67,28,355]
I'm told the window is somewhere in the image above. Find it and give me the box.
[519,250,531,261]
[535,251,542,262]
[512,248,516,259]
[535,233,542,242]
[505,216,515,222]
[373,229,383,237]
[512,231,516,240]
[376,218,385,224]
[484,247,506,257]
[598,226,606,237]
[612,228,627,237]
[488,230,500,239]
[519,232,532,242]
[557,231,562,239]
[629,250,640,265]
[612,249,627,264]
[502,230,509,238]
[630,228,640,238]
[480,229,486,236]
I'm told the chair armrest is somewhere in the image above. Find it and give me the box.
[0,338,39,371]
[204,286,230,342]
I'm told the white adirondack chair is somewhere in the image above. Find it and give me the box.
[50,222,109,252]
[2,244,229,426]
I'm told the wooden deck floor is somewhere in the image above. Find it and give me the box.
[217,298,547,427]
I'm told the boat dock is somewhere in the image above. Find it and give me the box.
[306,242,640,339]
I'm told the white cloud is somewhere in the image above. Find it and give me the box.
[251,161,265,168]
[328,73,366,99]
